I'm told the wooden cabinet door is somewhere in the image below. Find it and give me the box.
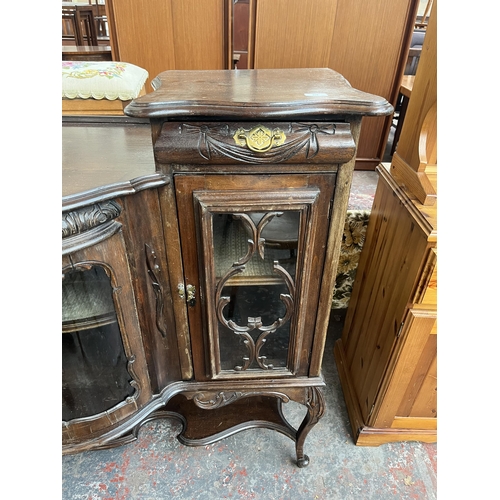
[174,173,335,381]
[62,221,152,449]
[370,309,437,430]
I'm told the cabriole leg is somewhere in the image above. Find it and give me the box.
[295,386,326,467]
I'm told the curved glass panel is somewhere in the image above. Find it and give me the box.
[62,265,134,421]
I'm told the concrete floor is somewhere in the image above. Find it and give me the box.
[62,316,437,500]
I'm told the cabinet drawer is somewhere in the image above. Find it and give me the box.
[154,121,356,165]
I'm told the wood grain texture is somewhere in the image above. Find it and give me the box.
[328,0,419,166]
[125,68,393,119]
[106,0,226,92]
[309,118,361,376]
[62,119,157,202]
[253,0,337,69]
[391,0,437,202]
[170,0,226,70]
[334,339,436,446]
[106,0,176,92]
[120,188,182,393]
[392,0,436,174]
[372,310,436,426]
[342,170,431,419]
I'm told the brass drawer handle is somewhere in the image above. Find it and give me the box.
[233,125,286,152]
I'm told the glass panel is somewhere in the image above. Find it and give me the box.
[213,211,299,373]
[62,266,134,421]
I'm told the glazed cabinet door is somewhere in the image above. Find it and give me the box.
[62,207,152,450]
[174,173,335,381]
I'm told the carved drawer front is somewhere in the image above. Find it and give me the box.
[154,121,356,165]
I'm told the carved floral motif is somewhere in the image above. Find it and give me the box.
[62,201,122,238]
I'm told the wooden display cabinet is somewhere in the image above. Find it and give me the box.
[334,165,437,445]
[62,69,392,466]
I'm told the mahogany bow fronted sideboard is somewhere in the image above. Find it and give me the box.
[62,68,392,466]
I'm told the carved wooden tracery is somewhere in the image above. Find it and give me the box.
[214,212,296,372]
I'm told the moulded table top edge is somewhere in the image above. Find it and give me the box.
[125,68,394,119]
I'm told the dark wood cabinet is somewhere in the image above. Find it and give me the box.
[62,69,391,466]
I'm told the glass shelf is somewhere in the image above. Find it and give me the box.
[62,266,117,333]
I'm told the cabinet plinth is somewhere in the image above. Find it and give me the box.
[62,69,392,465]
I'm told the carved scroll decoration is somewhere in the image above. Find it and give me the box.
[192,390,291,410]
[181,123,336,163]
[215,212,296,372]
[62,200,122,238]
[145,244,167,338]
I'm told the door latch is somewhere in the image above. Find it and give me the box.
[178,283,196,307]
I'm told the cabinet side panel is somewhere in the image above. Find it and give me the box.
[253,0,337,69]
[399,327,437,419]
[341,174,429,422]
[372,311,436,427]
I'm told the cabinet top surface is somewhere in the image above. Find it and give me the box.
[62,118,161,211]
[125,69,393,119]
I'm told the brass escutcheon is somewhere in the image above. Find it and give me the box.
[233,125,286,152]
